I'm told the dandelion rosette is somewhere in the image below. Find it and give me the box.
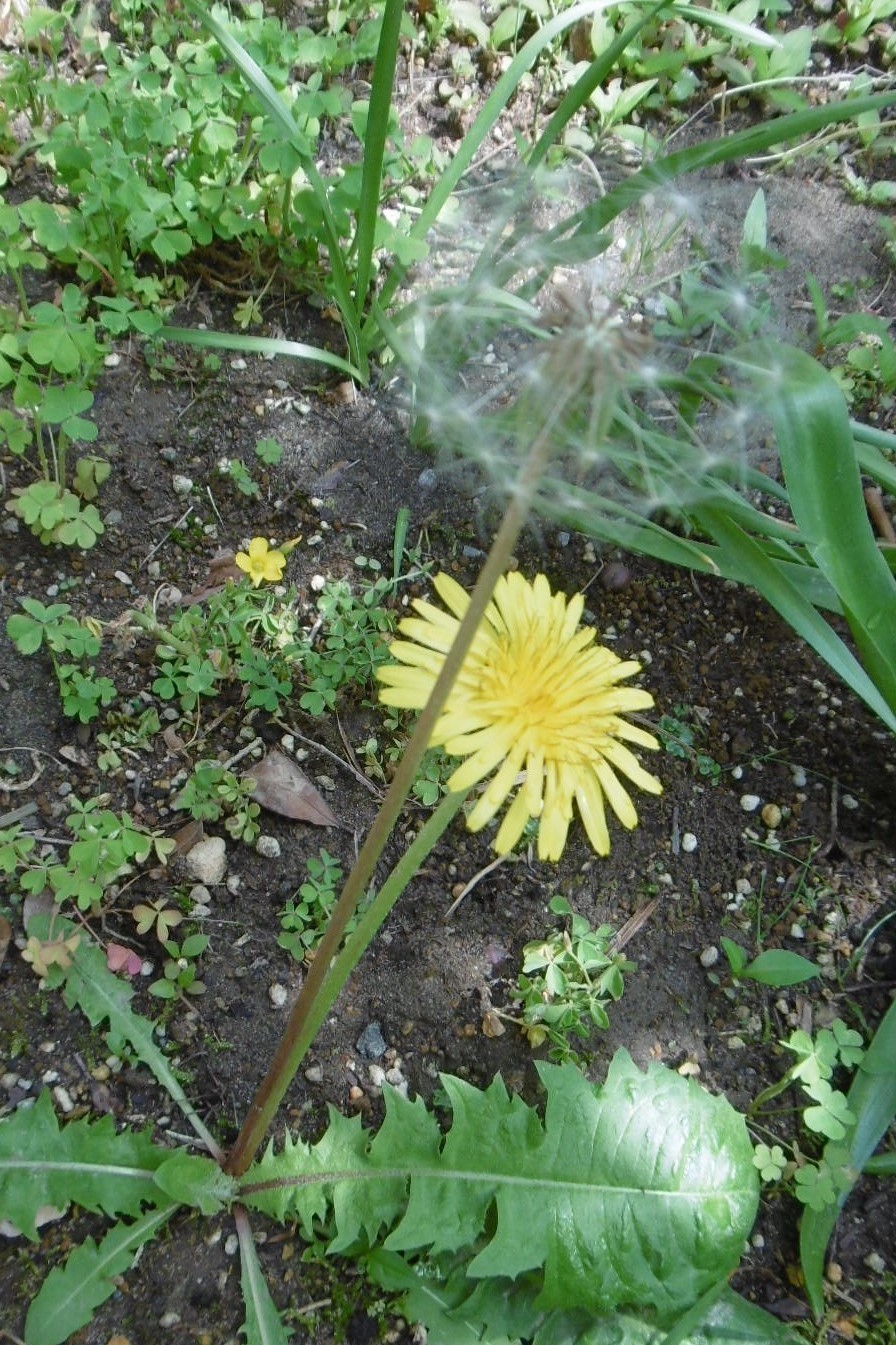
[236,537,287,586]
[377,571,662,860]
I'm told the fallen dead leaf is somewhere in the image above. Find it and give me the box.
[106,942,143,977]
[245,750,339,827]
[172,818,205,856]
[0,915,11,968]
[182,550,243,605]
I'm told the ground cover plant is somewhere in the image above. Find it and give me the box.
[2,0,896,1340]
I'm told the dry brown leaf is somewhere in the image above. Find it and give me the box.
[181,550,243,605]
[162,724,187,753]
[172,818,205,856]
[0,915,11,969]
[245,750,338,827]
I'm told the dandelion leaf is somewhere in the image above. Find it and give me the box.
[24,1204,174,1345]
[242,1051,759,1323]
[0,1090,166,1241]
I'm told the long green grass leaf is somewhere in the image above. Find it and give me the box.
[353,0,404,319]
[180,0,362,374]
[735,342,896,717]
[24,1204,175,1345]
[693,506,896,732]
[800,998,896,1315]
[158,325,362,381]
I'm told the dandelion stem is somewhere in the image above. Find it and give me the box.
[224,394,573,1178]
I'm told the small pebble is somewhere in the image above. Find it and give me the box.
[864,1251,886,1273]
[417,468,438,491]
[159,1312,182,1329]
[356,1022,387,1060]
[255,835,281,860]
[726,1036,746,1050]
[842,793,859,810]
[789,924,805,940]
[185,837,227,885]
[304,1064,323,1084]
[761,803,782,829]
[681,832,698,853]
[740,794,761,812]
[52,1086,74,1114]
[269,983,288,1008]
[826,1260,843,1284]
[171,474,193,496]
[791,766,807,787]
[104,352,122,368]
[224,1233,239,1256]
[699,946,719,968]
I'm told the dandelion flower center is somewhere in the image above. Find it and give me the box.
[377,571,662,861]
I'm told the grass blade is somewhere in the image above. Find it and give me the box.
[735,342,896,717]
[159,325,362,381]
[353,0,404,319]
[693,505,896,733]
[24,1204,175,1345]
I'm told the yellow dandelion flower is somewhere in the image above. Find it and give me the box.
[236,537,287,586]
[377,571,662,861]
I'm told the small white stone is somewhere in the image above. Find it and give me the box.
[791,766,807,787]
[681,832,698,853]
[368,1064,387,1088]
[304,1064,323,1083]
[864,1251,886,1273]
[310,573,327,592]
[255,835,281,860]
[789,924,805,940]
[731,765,743,780]
[699,946,720,968]
[159,1311,182,1328]
[751,1233,765,1249]
[230,357,248,370]
[171,474,193,496]
[269,983,288,1008]
[185,836,227,885]
[842,793,859,810]
[740,794,761,812]
[224,1233,239,1256]
[735,878,753,895]
[727,1035,746,1050]
[104,352,122,368]
[280,734,295,754]
[226,874,242,895]
[52,1086,74,1114]
[114,570,132,587]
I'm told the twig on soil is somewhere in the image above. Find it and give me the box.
[274,719,383,798]
[445,854,512,918]
[142,504,195,565]
[0,801,38,827]
[0,749,44,792]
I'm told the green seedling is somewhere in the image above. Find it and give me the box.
[277,848,345,961]
[174,762,261,845]
[6,598,116,723]
[721,937,821,988]
[217,457,260,499]
[656,704,721,782]
[506,896,633,1064]
[149,932,209,999]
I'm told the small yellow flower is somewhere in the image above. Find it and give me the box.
[236,537,287,586]
[377,571,662,861]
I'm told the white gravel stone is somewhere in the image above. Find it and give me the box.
[304,1064,323,1083]
[171,474,193,496]
[842,793,859,810]
[739,794,761,812]
[789,923,805,940]
[52,1086,74,1113]
[269,983,288,1008]
[256,835,281,860]
[185,836,227,885]
[864,1251,886,1273]
[681,832,698,853]
[224,1233,239,1256]
[699,946,720,968]
[159,1311,182,1328]
[791,766,808,787]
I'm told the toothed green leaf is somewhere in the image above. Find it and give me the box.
[0,1090,166,1242]
[153,1151,238,1214]
[24,1204,175,1345]
[242,1051,758,1324]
